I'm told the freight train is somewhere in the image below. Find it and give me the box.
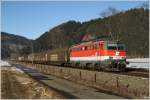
[18,39,128,71]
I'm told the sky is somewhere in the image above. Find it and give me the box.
[1,1,148,39]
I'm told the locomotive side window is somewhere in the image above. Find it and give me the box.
[88,45,93,50]
[96,44,99,49]
[84,46,87,50]
[86,44,97,50]
[97,44,99,49]
[94,44,98,49]
[90,45,92,50]
[92,45,94,49]
[93,44,96,49]
[100,43,104,50]
[78,47,82,51]
[87,46,90,50]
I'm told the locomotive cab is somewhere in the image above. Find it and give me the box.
[105,42,127,71]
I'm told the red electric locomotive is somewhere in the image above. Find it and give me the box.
[69,39,128,71]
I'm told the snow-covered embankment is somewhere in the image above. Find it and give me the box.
[127,58,149,69]
[1,60,11,66]
[1,60,24,73]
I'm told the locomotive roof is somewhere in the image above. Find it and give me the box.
[71,39,122,48]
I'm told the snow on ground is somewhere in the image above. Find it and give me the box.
[1,60,24,73]
[10,67,24,73]
[127,58,149,63]
[127,58,149,69]
[1,60,11,66]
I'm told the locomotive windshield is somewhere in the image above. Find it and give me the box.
[107,44,126,50]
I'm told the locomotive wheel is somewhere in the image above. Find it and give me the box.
[75,63,80,68]
[95,63,103,71]
[86,63,91,69]
[86,63,95,70]
[95,63,101,71]
[81,64,85,69]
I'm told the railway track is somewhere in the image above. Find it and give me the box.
[16,61,149,78]
[113,70,149,78]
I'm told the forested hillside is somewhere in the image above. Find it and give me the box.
[1,32,32,59]
[34,21,82,51]
[34,8,149,57]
